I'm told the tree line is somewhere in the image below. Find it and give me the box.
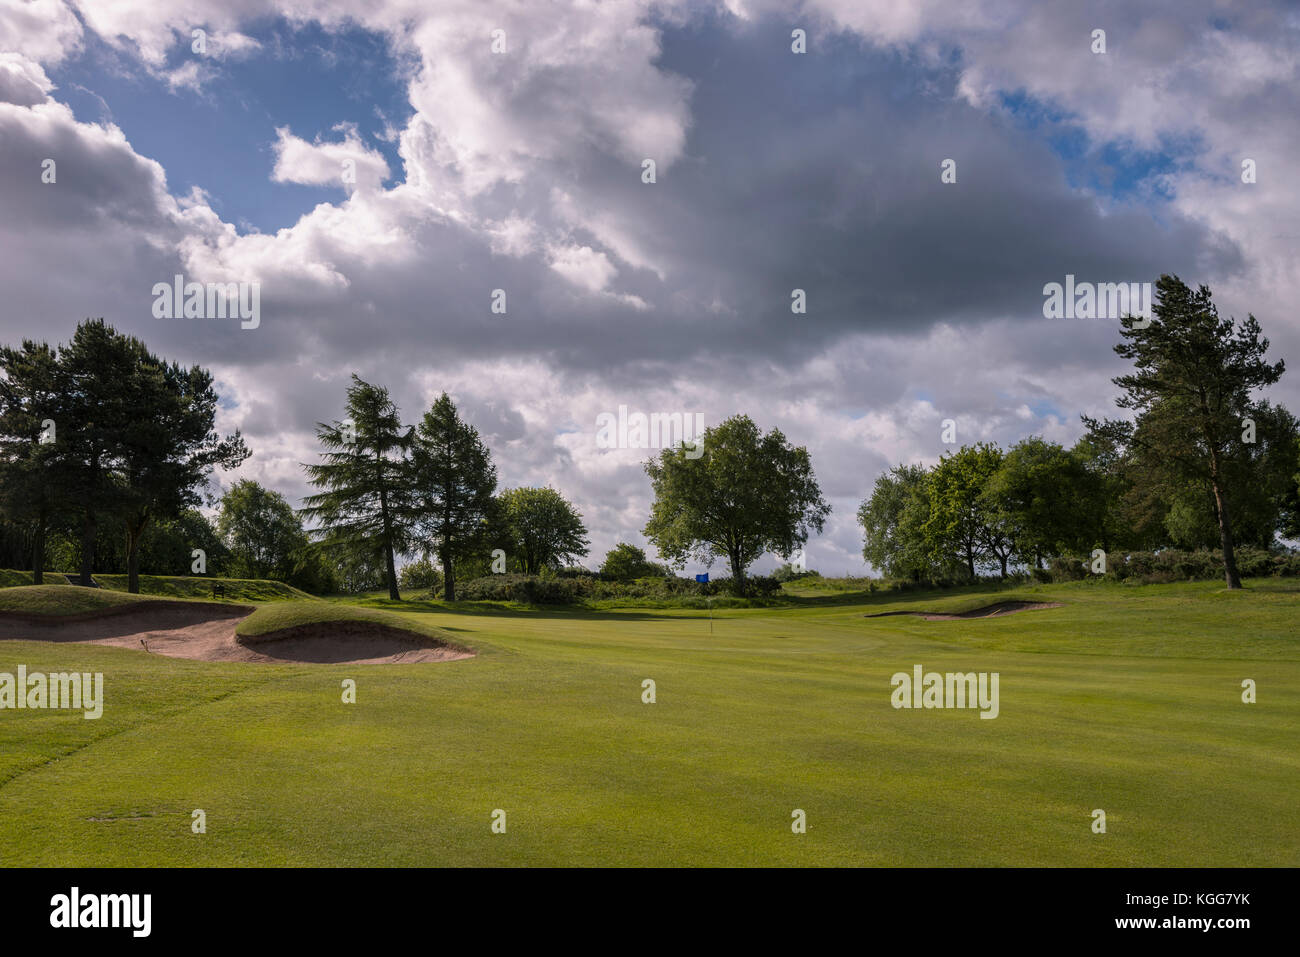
[299,375,591,600]
[2,276,1294,596]
[299,378,829,598]
[0,320,247,592]
[859,276,1299,587]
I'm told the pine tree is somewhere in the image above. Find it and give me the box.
[1084,275,1286,588]
[409,393,498,601]
[302,375,412,601]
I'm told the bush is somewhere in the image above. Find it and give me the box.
[772,563,821,583]
[1044,548,1297,585]
[399,557,443,597]
[452,570,791,604]
[456,574,579,604]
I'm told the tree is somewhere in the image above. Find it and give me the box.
[983,438,1101,568]
[6,320,246,592]
[301,375,412,601]
[924,444,1004,578]
[408,393,498,601]
[858,463,937,579]
[643,414,829,593]
[115,346,248,592]
[50,320,137,585]
[0,339,62,583]
[499,487,590,574]
[218,479,309,580]
[1084,276,1287,588]
[600,542,662,580]
[140,509,231,578]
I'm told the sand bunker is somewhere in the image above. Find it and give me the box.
[865,600,1063,621]
[0,602,471,665]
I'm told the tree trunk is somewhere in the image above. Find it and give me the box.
[378,485,401,601]
[966,547,975,580]
[443,547,456,602]
[78,511,96,585]
[728,547,746,596]
[999,553,1008,578]
[1211,479,1242,589]
[31,519,45,585]
[127,533,141,593]
[384,543,400,600]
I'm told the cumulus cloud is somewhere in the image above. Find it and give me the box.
[271,123,391,192]
[1,0,1296,573]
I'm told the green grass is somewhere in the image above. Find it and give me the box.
[0,584,157,617]
[92,574,315,603]
[0,577,1295,866]
[0,570,315,603]
[235,600,463,647]
[0,570,73,588]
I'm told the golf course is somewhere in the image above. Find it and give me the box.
[0,576,1295,867]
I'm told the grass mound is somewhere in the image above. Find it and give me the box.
[0,570,73,588]
[235,600,466,650]
[0,584,156,618]
[93,574,315,602]
[0,570,317,603]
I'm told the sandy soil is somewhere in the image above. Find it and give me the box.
[865,600,1064,621]
[0,602,472,665]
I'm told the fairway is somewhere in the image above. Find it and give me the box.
[0,578,1295,867]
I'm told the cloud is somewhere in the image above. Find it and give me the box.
[271,123,391,192]
[1,0,1296,574]
[0,0,83,65]
[0,52,53,106]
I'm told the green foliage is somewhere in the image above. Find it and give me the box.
[924,443,1005,578]
[1043,547,1300,585]
[498,486,589,574]
[218,479,308,581]
[408,393,499,600]
[301,375,412,601]
[1083,275,1289,587]
[454,571,782,605]
[643,414,829,593]
[0,320,246,592]
[771,563,819,583]
[982,437,1103,566]
[858,463,940,580]
[599,542,665,580]
[398,556,443,596]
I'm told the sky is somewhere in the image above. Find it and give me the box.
[1,0,1298,575]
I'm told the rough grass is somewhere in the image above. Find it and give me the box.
[0,570,73,588]
[0,584,155,617]
[0,570,316,603]
[0,577,1295,866]
[92,574,315,603]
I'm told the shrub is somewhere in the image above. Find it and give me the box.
[399,557,443,596]
[1043,548,1297,585]
[772,563,821,583]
